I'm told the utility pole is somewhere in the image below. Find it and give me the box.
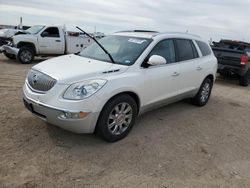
[19,17,23,29]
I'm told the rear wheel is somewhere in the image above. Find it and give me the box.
[96,94,138,142]
[239,70,250,87]
[191,77,213,106]
[17,46,35,64]
[4,52,16,60]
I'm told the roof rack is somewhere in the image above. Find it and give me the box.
[160,32,201,38]
[116,30,159,33]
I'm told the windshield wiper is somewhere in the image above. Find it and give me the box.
[76,26,115,64]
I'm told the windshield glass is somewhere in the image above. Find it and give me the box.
[79,35,152,65]
[25,25,45,34]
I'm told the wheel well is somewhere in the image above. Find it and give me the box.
[105,92,140,113]
[205,74,214,82]
[17,42,36,54]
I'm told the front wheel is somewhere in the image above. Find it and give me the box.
[17,46,34,64]
[96,94,138,142]
[191,77,213,106]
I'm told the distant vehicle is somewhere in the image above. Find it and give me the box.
[212,40,250,86]
[23,30,217,142]
[0,25,98,64]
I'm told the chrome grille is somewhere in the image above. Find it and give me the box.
[27,69,56,93]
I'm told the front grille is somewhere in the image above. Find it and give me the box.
[27,69,56,93]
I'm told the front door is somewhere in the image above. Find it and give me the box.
[142,39,181,107]
[38,27,63,54]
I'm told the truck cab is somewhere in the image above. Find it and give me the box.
[1,25,94,64]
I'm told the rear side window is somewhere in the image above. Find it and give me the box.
[196,41,212,56]
[175,39,198,62]
[149,39,176,64]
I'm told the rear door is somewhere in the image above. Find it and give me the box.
[175,39,202,94]
[38,27,64,54]
[142,39,180,107]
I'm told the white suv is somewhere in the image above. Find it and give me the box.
[23,31,217,142]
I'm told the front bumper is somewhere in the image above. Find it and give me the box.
[0,45,19,55]
[23,91,100,134]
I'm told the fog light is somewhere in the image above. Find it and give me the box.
[59,111,89,120]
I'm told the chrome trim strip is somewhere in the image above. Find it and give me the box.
[23,94,91,114]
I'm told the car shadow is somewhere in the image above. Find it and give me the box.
[215,74,240,87]
[44,99,193,149]
[0,55,49,65]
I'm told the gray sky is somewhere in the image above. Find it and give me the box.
[0,0,250,42]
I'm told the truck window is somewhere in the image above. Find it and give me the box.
[149,39,176,64]
[42,27,60,38]
[175,39,198,62]
[196,41,212,56]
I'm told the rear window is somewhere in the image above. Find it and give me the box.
[196,41,212,56]
[175,39,198,62]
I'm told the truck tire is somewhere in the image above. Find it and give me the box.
[239,70,250,87]
[191,77,213,107]
[4,52,16,60]
[96,94,138,142]
[17,46,35,64]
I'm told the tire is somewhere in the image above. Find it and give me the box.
[96,94,138,142]
[17,46,35,64]
[191,77,213,107]
[239,70,250,87]
[4,52,16,60]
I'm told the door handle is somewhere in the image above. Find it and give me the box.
[196,66,202,71]
[55,40,61,42]
[172,72,180,77]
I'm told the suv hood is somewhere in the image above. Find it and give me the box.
[32,54,129,84]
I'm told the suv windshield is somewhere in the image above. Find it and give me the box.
[26,25,45,34]
[80,35,152,65]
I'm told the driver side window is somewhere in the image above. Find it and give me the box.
[41,27,60,38]
[149,39,176,64]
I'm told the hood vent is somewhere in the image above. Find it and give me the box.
[102,69,120,74]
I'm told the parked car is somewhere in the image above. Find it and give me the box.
[23,30,217,142]
[0,25,95,64]
[212,40,250,86]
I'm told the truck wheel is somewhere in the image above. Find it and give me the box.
[191,77,213,107]
[96,94,138,142]
[17,46,34,64]
[239,70,250,87]
[4,52,16,60]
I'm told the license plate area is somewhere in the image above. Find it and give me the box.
[23,98,34,113]
[23,98,46,119]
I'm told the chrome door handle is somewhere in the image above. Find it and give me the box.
[172,72,180,77]
[196,66,202,71]
[55,40,61,42]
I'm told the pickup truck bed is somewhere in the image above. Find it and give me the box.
[212,40,250,86]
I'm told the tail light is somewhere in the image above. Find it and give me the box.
[241,54,248,65]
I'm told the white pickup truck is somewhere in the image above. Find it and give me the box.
[0,25,95,64]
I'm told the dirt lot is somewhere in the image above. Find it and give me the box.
[0,54,250,188]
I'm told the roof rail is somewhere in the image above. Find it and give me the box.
[160,32,201,38]
[116,30,159,33]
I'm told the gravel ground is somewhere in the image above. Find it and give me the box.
[0,54,250,188]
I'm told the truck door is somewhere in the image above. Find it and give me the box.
[38,27,64,54]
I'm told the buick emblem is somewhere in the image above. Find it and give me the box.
[32,74,39,84]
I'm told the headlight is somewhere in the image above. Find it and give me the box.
[63,79,107,100]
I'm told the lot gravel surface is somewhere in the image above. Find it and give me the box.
[0,54,250,188]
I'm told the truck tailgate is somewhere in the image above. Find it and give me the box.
[212,47,242,67]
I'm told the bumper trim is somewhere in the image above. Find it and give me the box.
[23,94,90,113]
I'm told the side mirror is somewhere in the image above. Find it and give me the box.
[148,55,167,66]
[41,31,49,37]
